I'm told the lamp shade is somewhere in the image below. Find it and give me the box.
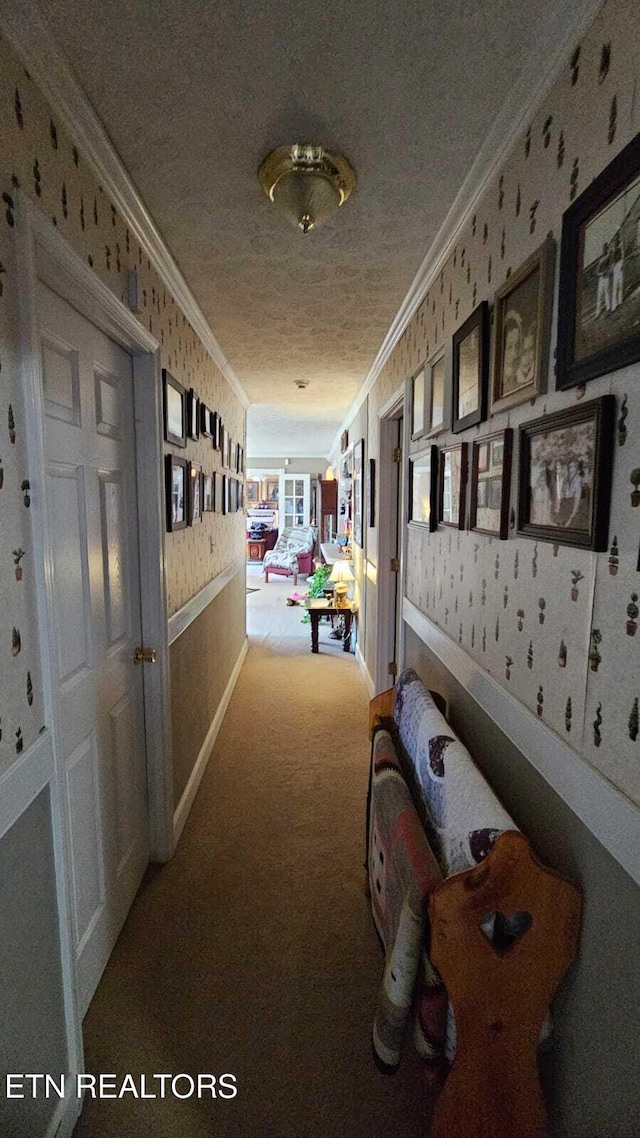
[329,560,354,584]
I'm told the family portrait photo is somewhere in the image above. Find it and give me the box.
[575,170,640,362]
[500,270,539,395]
[491,238,554,412]
[528,422,594,531]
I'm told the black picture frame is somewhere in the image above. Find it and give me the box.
[200,403,212,438]
[165,454,187,532]
[470,428,513,540]
[212,412,222,450]
[557,131,640,389]
[517,394,615,550]
[187,388,200,441]
[367,458,376,528]
[163,370,186,448]
[438,443,468,529]
[452,301,489,433]
[188,462,203,525]
[408,445,438,531]
[222,474,228,515]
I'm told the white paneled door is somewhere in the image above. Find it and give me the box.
[38,281,149,1018]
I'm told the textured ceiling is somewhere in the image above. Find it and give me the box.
[39,0,574,455]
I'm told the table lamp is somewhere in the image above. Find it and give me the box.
[329,560,354,607]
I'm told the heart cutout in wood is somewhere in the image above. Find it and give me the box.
[479,909,532,955]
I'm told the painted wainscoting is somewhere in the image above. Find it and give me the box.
[169,557,247,846]
[403,618,640,1136]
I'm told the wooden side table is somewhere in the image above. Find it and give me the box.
[247,537,266,561]
[306,599,355,653]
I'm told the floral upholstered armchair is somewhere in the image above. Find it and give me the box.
[263,525,316,584]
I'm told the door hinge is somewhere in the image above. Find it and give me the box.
[133,646,157,665]
[392,447,402,463]
[388,661,398,677]
[390,557,400,572]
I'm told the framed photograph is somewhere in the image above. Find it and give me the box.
[165,454,187,532]
[212,412,221,450]
[491,236,555,413]
[212,471,219,513]
[246,479,259,503]
[352,438,365,547]
[439,443,468,528]
[557,133,640,389]
[188,462,203,524]
[452,302,489,432]
[470,429,513,539]
[202,472,213,512]
[408,445,438,530]
[517,395,615,550]
[187,388,200,440]
[367,458,376,528]
[221,426,229,467]
[163,370,186,448]
[341,430,349,453]
[227,435,233,471]
[200,403,212,438]
[411,365,426,439]
[221,474,228,515]
[426,345,448,436]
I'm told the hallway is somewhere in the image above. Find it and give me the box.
[73,572,425,1137]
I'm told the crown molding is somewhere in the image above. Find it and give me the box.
[0,0,250,410]
[328,0,606,457]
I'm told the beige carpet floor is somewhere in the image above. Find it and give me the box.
[73,571,425,1136]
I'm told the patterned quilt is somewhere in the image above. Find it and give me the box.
[393,669,516,875]
[367,728,448,1080]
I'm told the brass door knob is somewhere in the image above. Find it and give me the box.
[133,646,157,664]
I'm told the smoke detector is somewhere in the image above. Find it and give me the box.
[294,379,310,390]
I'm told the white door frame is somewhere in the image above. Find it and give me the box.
[375,383,405,693]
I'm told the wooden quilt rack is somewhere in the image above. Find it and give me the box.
[369,688,582,1138]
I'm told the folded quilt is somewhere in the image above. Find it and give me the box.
[393,669,516,875]
[367,729,447,1078]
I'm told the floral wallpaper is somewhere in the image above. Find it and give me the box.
[371,0,640,809]
[0,33,245,777]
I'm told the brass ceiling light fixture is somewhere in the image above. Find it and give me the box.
[258,144,356,234]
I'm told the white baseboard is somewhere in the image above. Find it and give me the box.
[172,637,249,847]
[403,597,640,888]
[46,1087,81,1138]
[356,644,375,699]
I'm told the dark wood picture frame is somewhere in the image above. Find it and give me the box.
[557,131,640,389]
[491,236,555,414]
[439,443,468,529]
[165,453,188,532]
[367,458,376,528]
[200,403,212,438]
[452,301,489,433]
[222,473,228,515]
[163,370,186,448]
[408,445,438,531]
[517,394,615,550]
[470,428,513,540]
[341,429,349,453]
[187,388,200,441]
[188,462,203,525]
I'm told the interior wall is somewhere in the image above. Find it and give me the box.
[0,789,69,1138]
[405,625,640,1137]
[170,566,246,808]
[351,0,640,808]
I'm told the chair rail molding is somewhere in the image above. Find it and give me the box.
[168,554,246,644]
[0,0,250,411]
[328,0,606,457]
[403,598,640,888]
